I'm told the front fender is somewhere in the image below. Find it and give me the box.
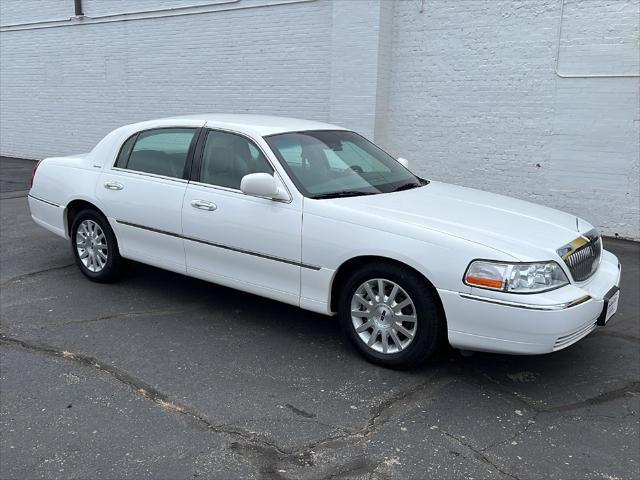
[300,212,513,315]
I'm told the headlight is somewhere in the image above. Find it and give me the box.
[464,260,569,293]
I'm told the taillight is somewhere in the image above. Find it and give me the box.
[29,160,43,188]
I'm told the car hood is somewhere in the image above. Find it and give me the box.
[310,181,589,261]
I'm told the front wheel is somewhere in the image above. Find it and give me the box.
[338,263,444,368]
[70,209,123,283]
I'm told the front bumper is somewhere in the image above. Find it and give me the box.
[439,249,621,354]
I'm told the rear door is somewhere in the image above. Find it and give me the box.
[97,127,199,273]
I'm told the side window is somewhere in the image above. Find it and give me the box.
[200,130,273,189]
[119,128,196,178]
[115,134,137,168]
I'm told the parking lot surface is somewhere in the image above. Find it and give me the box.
[1,157,638,479]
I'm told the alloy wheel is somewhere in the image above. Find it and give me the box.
[350,278,418,354]
[76,219,108,273]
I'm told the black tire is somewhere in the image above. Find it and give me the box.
[338,262,444,368]
[70,208,123,283]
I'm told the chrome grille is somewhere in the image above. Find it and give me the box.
[563,233,602,282]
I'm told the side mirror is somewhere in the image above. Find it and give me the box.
[240,173,288,201]
[397,157,410,169]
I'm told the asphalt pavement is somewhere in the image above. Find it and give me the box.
[1,157,638,479]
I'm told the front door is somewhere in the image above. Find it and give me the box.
[182,129,302,305]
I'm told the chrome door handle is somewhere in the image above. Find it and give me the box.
[104,182,124,190]
[191,200,217,211]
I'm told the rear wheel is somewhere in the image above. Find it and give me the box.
[338,263,444,368]
[70,209,123,283]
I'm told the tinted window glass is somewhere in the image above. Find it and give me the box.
[115,134,137,168]
[200,131,273,189]
[266,130,422,198]
[125,128,196,178]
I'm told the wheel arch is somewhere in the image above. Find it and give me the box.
[329,255,447,325]
[64,199,108,238]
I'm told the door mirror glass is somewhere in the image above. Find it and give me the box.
[397,157,410,169]
[240,173,287,200]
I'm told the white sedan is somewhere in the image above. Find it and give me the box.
[28,115,621,367]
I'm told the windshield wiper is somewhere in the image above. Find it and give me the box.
[312,191,376,200]
[393,182,422,192]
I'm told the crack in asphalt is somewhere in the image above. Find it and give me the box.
[460,369,640,473]
[297,373,449,453]
[433,426,520,480]
[224,376,449,479]
[0,333,404,479]
[0,334,289,457]
[0,263,74,286]
[480,412,540,454]
[262,372,521,479]
[33,305,207,330]
[540,381,640,413]
[476,370,639,415]
[3,333,637,480]
[477,382,640,456]
[217,416,349,437]
[475,371,546,411]
[223,378,451,478]
[0,334,454,478]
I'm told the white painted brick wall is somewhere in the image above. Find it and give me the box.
[0,0,333,157]
[385,0,639,240]
[1,0,638,239]
[0,0,71,25]
[328,0,391,138]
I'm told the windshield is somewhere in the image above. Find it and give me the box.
[265,130,425,199]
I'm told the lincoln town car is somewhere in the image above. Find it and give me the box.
[28,115,621,367]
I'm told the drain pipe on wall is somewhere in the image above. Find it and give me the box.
[74,0,84,17]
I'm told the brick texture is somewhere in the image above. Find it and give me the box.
[385,0,639,239]
[0,0,333,156]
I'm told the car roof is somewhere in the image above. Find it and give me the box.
[155,114,348,136]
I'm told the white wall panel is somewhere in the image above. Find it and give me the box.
[385,0,639,239]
